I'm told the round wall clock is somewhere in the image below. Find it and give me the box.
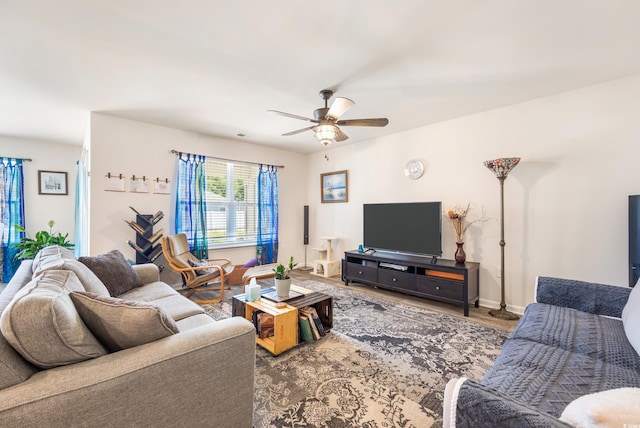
[404,159,424,180]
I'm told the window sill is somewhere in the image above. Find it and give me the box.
[208,241,256,251]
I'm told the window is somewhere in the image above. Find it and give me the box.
[205,159,258,248]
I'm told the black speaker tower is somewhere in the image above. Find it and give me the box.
[302,205,312,270]
[303,205,309,245]
[630,195,640,286]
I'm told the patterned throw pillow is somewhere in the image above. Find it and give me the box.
[70,291,179,352]
[187,259,220,277]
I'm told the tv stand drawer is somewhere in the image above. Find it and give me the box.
[416,276,462,300]
[378,269,415,291]
[346,262,377,282]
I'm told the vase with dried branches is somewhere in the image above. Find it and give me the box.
[446,204,480,263]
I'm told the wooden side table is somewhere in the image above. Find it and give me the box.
[232,285,333,356]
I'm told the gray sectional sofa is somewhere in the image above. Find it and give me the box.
[444,276,640,427]
[0,246,256,427]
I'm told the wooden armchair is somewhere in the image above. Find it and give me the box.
[160,233,233,304]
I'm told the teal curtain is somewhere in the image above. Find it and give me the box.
[1,158,25,282]
[257,165,278,264]
[74,148,89,257]
[175,152,209,259]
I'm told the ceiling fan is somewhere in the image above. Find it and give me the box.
[268,89,389,146]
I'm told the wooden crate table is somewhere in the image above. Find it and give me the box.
[232,284,333,356]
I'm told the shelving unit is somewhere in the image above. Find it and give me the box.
[342,250,479,316]
[125,207,165,268]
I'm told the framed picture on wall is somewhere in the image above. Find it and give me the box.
[38,170,68,195]
[321,170,348,203]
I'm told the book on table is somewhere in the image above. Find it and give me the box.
[251,310,275,339]
[300,306,326,337]
[299,315,314,343]
[260,287,304,302]
[257,312,274,339]
[297,306,329,343]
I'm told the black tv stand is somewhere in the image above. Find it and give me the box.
[342,250,479,316]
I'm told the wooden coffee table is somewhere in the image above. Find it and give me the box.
[232,284,333,356]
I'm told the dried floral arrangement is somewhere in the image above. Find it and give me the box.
[446,204,482,243]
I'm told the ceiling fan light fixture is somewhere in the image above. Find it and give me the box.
[314,124,337,146]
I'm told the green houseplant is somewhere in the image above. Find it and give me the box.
[273,256,298,297]
[12,220,74,260]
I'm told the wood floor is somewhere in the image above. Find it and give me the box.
[291,269,519,333]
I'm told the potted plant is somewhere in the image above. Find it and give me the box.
[12,220,74,260]
[273,256,298,297]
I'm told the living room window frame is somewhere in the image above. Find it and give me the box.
[205,159,258,250]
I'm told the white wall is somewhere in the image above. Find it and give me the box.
[88,113,309,269]
[0,136,79,240]
[86,73,640,312]
[308,73,640,313]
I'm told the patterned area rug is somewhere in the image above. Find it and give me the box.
[203,280,509,427]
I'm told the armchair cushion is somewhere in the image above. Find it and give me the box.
[0,270,107,369]
[188,259,220,277]
[70,291,179,352]
[79,250,142,296]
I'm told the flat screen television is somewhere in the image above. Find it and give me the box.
[363,202,442,257]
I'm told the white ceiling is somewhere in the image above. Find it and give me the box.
[2,1,640,154]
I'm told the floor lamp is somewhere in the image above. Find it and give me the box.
[484,157,521,321]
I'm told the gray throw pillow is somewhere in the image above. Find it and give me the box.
[79,250,142,296]
[188,259,220,277]
[70,292,179,352]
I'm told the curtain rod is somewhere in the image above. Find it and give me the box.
[170,150,284,169]
[1,157,32,162]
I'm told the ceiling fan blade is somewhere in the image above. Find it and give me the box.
[335,127,349,142]
[326,97,355,120]
[282,126,315,136]
[268,110,317,123]
[336,118,389,127]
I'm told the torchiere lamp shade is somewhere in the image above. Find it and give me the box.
[484,157,520,178]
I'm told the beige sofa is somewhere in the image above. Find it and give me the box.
[0,246,256,427]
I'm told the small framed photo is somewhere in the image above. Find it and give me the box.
[321,170,348,203]
[38,170,68,195]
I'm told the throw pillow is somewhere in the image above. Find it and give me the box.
[70,292,179,352]
[79,250,142,296]
[559,388,640,428]
[242,257,259,268]
[187,259,220,277]
[0,270,107,369]
[621,278,640,355]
